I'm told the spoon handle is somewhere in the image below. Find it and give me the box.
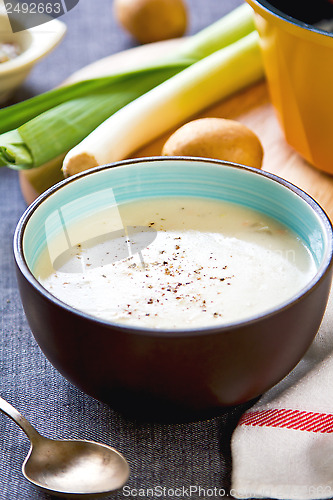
[0,396,41,444]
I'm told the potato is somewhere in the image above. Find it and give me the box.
[113,0,187,44]
[162,117,264,169]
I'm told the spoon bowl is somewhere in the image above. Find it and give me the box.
[0,396,130,497]
[24,436,130,497]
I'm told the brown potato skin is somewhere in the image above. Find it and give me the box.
[162,117,264,169]
[113,0,188,44]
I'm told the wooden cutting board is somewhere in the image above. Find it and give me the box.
[19,39,333,220]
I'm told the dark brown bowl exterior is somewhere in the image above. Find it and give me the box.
[14,255,333,421]
[13,158,333,422]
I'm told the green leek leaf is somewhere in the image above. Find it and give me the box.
[0,4,256,171]
[0,130,32,169]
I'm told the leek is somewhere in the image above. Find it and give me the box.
[0,66,186,169]
[63,32,264,176]
[0,3,256,171]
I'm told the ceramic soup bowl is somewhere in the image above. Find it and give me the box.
[13,158,333,420]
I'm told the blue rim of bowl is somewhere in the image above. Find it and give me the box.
[247,0,333,39]
[13,156,333,337]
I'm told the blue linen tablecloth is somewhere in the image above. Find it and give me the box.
[0,1,253,498]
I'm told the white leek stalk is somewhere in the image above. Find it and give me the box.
[0,3,255,171]
[63,32,264,177]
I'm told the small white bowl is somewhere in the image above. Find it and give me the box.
[0,4,66,102]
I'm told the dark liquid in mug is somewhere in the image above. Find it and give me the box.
[265,0,333,27]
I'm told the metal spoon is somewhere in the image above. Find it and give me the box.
[0,396,130,498]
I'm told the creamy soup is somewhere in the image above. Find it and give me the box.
[34,197,317,329]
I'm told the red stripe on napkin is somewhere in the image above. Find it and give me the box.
[239,409,333,433]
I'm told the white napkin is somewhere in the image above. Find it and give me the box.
[231,285,333,500]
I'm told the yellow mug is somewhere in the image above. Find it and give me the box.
[246,0,333,175]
